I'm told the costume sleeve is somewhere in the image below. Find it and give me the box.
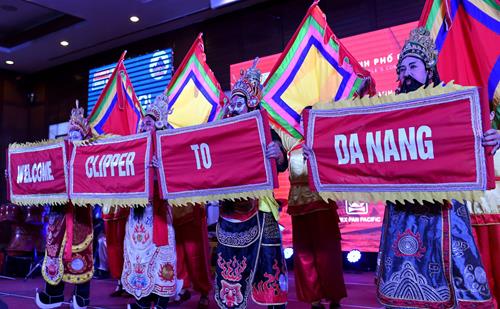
[273,125,299,152]
[271,129,288,173]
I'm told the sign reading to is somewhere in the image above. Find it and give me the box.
[156,110,277,205]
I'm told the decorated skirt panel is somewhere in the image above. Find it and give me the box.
[63,206,94,283]
[71,207,93,248]
[449,200,493,308]
[215,211,262,309]
[377,201,454,308]
[215,211,288,308]
[122,205,177,299]
[42,211,65,285]
[62,242,94,284]
[251,212,288,306]
[377,201,493,308]
[42,208,94,285]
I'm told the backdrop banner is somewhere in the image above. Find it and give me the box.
[156,110,278,206]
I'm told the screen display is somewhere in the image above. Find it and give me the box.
[87,49,174,115]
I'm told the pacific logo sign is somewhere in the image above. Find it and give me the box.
[149,50,170,81]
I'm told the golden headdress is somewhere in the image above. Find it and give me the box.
[68,100,91,138]
[231,57,263,110]
[144,94,171,130]
[397,27,438,73]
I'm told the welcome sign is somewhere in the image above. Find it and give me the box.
[305,84,493,202]
[7,140,68,205]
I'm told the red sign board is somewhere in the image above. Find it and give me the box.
[8,142,68,205]
[156,110,277,205]
[306,88,488,196]
[69,133,152,205]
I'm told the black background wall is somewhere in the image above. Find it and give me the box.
[0,0,425,202]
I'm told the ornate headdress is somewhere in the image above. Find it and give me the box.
[397,27,438,74]
[231,57,263,110]
[68,100,91,138]
[144,94,171,130]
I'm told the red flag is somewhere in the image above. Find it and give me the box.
[88,51,144,136]
[419,0,499,122]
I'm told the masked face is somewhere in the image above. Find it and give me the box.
[398,56,431,93]
[139,115,156,133]
[226,95,248,118]
[68,129,83,141]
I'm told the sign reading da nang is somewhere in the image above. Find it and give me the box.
[87,49,174,115]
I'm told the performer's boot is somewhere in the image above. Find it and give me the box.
[177,289,191,302]
[35,282,64,308]
[154,295,170,309]
[197,294,209,309]
[127,295,153,309]
[311,301,325,309]
[72,282,90,309]
[110,280,125,297]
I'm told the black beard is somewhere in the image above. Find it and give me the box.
[399,76,425,94]
[224,111,240,119]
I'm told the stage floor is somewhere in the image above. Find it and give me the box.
[0,271,382,308]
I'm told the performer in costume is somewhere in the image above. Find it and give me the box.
[121,94,177,309]
[375,27,498,308]
[36,102,94,309]
[215,59,288,309]
[102,206,129,297]
[469,149,500,307]
[278,106,346,309]
[173,204,212,309]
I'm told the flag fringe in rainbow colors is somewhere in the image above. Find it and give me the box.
[262,1,375,139]
[88,51,144,136]
[166,33,226,128]
[419,0,499,124]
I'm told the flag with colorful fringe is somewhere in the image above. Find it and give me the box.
[262,1,375,139]
[88,51,144,136]
[166,33,226,128]
[419,0,499,125]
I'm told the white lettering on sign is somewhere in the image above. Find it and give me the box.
[334,125,434,165]
[191,143,212,170]
[339,216,382,223]
[85,152,136,178]
[16,161,54,184]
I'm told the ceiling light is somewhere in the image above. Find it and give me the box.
[5,60,14,65]
[60,40,69,47]
[130,16,140,23]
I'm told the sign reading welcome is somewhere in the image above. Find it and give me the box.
[8,141,68,205]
